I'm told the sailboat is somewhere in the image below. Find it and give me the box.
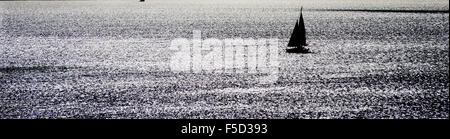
[286,7,311,53]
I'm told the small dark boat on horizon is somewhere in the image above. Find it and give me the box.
[286,7,311,54]
[139,0,145,2]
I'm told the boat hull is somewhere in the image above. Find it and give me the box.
[286,47,311,53]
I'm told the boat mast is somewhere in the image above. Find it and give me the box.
[298,6,306,46]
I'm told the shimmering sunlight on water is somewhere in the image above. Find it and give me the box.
[0,0,448,118]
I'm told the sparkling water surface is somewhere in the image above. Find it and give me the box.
[0,0,448,118]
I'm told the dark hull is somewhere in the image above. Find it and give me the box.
[286,47,311,53]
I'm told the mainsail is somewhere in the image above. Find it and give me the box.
[287,7,307,47]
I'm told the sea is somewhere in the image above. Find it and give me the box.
[0,0,448,118]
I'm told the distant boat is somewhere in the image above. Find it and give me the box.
[139,0,145,2]
[286,7,311,53]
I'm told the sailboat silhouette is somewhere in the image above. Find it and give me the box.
[286,7,311,53]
